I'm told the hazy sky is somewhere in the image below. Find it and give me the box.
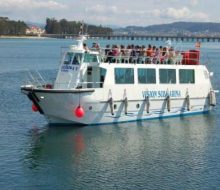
[0,0,218,26]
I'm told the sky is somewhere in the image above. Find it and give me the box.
[0,0,218,27]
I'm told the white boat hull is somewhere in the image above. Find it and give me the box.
[22,87,212,125]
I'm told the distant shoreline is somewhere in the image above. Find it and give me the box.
[0,35,49,39]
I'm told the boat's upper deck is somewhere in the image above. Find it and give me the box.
[87,42,201,65]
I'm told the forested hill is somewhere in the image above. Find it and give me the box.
[0,17,113,36]
[0,17,27,35]
[115,22,220,34]
[45,18,113,35]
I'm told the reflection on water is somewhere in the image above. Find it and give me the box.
[24,126,47,169]
[74,133,85,155]
[22,114,219,189]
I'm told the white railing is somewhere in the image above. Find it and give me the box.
[23,70,54,89]
[88,48,200,65]
[25,70,46,87]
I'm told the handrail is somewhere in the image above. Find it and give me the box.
[79,47,201,65]
[25,70,49,88]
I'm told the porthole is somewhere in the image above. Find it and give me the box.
[89,106,93,110]
[114,104,117,110]
[136,103,140,109]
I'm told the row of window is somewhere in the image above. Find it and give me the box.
[64,52,98,65]
[115,68,195,84]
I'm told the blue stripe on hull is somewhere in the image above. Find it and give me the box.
[48,110,210,126]
[89,110,209,126]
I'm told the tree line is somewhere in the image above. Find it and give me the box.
[0,17,113,36]
[45,18,113,35]
[0,17,27,35]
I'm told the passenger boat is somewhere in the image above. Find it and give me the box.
[21,35,217,125]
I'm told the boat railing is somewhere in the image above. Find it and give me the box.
[24,70,47,87]
[22,70,56,90]
[89,48,201,65]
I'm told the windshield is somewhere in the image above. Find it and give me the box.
[72,53,82,65]
[63,52,73,64]
[63,52,82,65]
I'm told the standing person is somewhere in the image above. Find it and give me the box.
[159,46,163,64]
[153,48,160,64]
[120,45,126,63]
[152,46,156,57]
[112,45,120,63]
[146,44,153,63]
[83,43,89,52]
[168,47,175,64]
[124,45,131,63]
[130,44,136,63]
[105,45,112,63]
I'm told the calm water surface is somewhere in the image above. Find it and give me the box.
[0,38,220,190]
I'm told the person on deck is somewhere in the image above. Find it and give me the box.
[146,44,153,63]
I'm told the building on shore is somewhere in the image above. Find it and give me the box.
[26,26,45,36]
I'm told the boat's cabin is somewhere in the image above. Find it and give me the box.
[54,45,107,89]
[54,36,207,90]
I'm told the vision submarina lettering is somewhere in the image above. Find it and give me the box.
[142,90,181,98]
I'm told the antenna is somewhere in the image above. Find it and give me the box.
[85,23,88,35]
[79,21,84,35]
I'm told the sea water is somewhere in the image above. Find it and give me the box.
[0,38,220,189]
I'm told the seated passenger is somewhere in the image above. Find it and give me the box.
[91,42,96,50]
[159,46,163,63]
[124,45,131,63]
[111,45,120,63]
[152,46,156,57]
[146,44,152,56]
[120,45,126,63]
[138,45,145,64]
[91,43,100,51]
[105,45,110,55]
[105,45,113,63]
[130,45,138,63]
[174,50,183,64]
[160,47,169,64]
[168,47,175,64]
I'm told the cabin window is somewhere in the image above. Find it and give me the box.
[159,69,176,84]
[64,52,73,64]
[84,53,98,63]
[115,68,134,84]
[72,53,82,65]
[138,68,156,84]
[179,69,195,83]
